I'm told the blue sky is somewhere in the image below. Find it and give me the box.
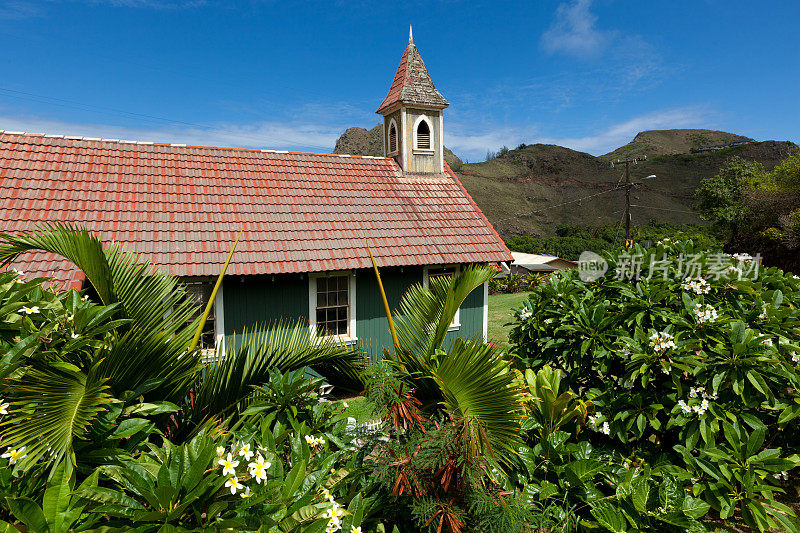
[1,0,798,161]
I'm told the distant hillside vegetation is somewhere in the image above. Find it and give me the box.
[332,124,463,169]
[332,127,797,237]
[601,129,754,161]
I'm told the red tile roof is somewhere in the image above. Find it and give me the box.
[0,131,512,287]
[376,40,448,114]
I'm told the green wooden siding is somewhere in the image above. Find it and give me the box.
[355,267,422,362]
[223,274,308,339]
[222,267,486,360]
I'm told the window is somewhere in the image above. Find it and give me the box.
[388,120,398,154]
[423,265,460,330]
[309,273,357,343]
[416,119,431,150]
[182,278,225,359]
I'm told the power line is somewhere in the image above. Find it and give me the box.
[0,87,211,129]
[494,185,623,225]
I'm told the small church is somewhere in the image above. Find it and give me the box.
[0,30,512,360]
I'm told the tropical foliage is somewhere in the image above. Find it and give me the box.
[4,223,800,532]
[509,240,800,531]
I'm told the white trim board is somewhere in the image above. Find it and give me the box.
[214,283,226,356]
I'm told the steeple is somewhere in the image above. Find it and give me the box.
[377,30,448,174]
[376,31,449,115]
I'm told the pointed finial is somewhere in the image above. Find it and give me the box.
[409,25,413,44]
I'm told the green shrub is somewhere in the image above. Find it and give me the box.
[509,241,800,531]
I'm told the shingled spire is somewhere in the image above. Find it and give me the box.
[376,30,449,114]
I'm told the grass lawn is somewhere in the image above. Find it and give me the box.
[487,292,531,350]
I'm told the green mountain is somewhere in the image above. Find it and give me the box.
[332,127,797,237]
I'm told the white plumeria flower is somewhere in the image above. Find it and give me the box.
[601,422,610,435]
[342,402,349,408]
[694,303,718,323]
[12,268,24,277]
[224,476,243,495]
[238,443,254,461]
[240,485,252,498]
[682,278,710,295]
[248,454,270,483]
[759,337,773,347]
[649,331,676,352]
[216,446,225,458]
[677,400,692,414]
[325,516,342,533]
[20,306,40,315]
[0,400,9,415]
[218,453,239,476]
[351,527,362,533]
[66,314,74,321]
[320,487,335,503]
[2,447,26,464]
[791,352,799,363]
[70,332,79,339]
[520,306,532,320]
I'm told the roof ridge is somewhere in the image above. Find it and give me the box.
[0,130,390,160]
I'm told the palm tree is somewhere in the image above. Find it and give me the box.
[374,261,523,465]
[0,224,364,473]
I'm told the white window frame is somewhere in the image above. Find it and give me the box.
[214,283,226,357]
[308,271,358,345]
[387,118,399,155]
[423,265,460,331]
[412,115,435,154]
[482,280,488,343]
[181,277,225,363]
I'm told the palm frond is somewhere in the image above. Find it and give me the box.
[433,337,522,464]
[0,223,114,304]
[189,319,365,425]
[0,225,204,400]
[0,361,113,473]
[394,265,496,361]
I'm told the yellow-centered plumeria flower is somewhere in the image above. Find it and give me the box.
[248,455,270,484]
[2,447,26,464]
[216,446,225,458]
[224,476,243,495]
[0,399,9,415]
[342,402,349,408]
[238,443,254,461]
[325,516,341,533]
[323,502,345,520]
[20,306,40,315]
[305,434,325,447]
[240,485,252,499]
[320,488,334,503]
[218,453,239,476]
[351,527,362,533]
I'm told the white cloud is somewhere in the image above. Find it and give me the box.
[0,1,42,19]
[540,0,614,59]
[544,107,713,154]
[0,114,342,151]
[446,107,714,160]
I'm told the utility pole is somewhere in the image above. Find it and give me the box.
[611,156,647,249]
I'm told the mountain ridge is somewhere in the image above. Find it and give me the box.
[332,127,797,237]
